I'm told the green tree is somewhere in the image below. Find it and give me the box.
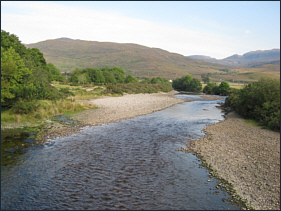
[1,30,27,58]
[92,69,105,84]
[1,46,33,103]
[47,63,64,82]
[219,81,230,95]
[125,74,138,83]
[110,67,126,83]
[203,82,218,94]
[190,78,202,92]
[103,71,116,84]
[172,75,201,92]
[151,77,164,84]
[2,30,52,85]
[78,73,88,85]
[201,73,210,84]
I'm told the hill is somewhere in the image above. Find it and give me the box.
[25,38,229,79]
[188,49,280,68]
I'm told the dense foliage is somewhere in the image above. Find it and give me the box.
[225,77,280,131]
[68,66,129,85]
[203,81,231,96]
[102,82,172,95]
[172,75,202,92]
[1,30,67,109]
[101,76,172,95]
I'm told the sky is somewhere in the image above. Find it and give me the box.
[1,1,280,59]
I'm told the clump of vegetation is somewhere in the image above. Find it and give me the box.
[1,30,67,107]
[2,99,96,124]
[172,75,202,92]
[102,76,172,95]
[68,66,127,85]
[1,30,98,128]
[224,77,280,131]
[201,73,210,84]
[203,81,232,96]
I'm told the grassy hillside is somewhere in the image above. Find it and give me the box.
[26,39,229,79]
[26,38,280,83]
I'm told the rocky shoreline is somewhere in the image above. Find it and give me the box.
[188,112,280,210]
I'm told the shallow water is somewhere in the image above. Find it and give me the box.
[1,94,240,210]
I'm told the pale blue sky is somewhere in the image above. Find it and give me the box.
[1,1,280,59]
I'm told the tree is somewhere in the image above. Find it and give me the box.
[151,77,164,84]
[92,69,105,84]
[201,73,210,84]
[78,73,88,85]
[125,74,138,83]
[172,75,201,92]
[190,78,202,92]
[203,82,218,94]
[219,81,230,95]
[2,30,52,85]
[1,46,33,103]
[47,63,64,82]
[103,71,116,84]
[110,67,126,83]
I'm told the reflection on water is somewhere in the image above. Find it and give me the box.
[1,95,240,210]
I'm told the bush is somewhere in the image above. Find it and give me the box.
[225,77,280,131]
[172,75,202,92]
[103,84,124,95]
[203,82,218,94]
[219,81,230,96]
[11,99,40,115]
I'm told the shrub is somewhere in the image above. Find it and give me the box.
[11,99,40,115]
[225,77,280,131]
[219,81,230,96]
[203,82,218,94]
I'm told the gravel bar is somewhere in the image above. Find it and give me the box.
[74,91,184,126]
[189,112,280,210]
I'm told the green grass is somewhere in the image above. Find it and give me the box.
[245,119,261,127]
[1,99,97,125]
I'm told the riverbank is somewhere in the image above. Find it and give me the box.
[188,111,280,210]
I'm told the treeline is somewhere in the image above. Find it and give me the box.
[68,67,172,94]
[1,30,67,108]
[68,66,171,86]
[225,77,280,131]
[172,74,232,96]
[68,66,135,85]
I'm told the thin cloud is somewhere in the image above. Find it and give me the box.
[1,1,236,59]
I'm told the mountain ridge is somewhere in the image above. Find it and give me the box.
[188,49,280,68]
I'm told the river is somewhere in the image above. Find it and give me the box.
[1,94,241,210]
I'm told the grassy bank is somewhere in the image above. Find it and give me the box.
[1,99,97,129]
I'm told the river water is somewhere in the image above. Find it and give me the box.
[1,94,240,210]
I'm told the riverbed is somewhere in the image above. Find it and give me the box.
[1,94,244,210]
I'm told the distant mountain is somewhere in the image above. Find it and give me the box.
[25,38,228,79]
[188,49,280,68]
